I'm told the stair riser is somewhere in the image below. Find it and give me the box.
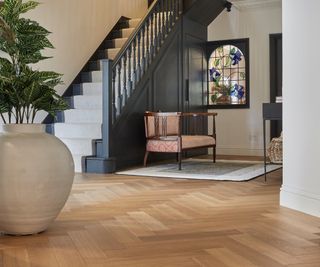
[129,19,140,28]
[82,83,102,96]
[87,60,102,71]
[55,123,101,139]
[72,155,84,173]
[94,140,104,157]
[63,110,102,124]
[81,71,102,83]
[121,28,135,38]
[59,138,93,155]
[73,95,102,109]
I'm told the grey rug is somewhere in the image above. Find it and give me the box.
[117,159,282,181]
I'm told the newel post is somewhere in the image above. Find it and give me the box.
[101,59,116,169]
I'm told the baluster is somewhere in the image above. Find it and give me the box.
[174,0,178,21]
[133,38,137,88]
[158,2,161,47]
[117,62,122,115]
[161,0,164,43]
[150,13,154,59]
[172,0,175,22]
[123,52,127,104]
[142,26,145,74]
[137,32,141,80]
[168,0,171,29]
[128,46,132,95]
[170,0,174,28]
[154,5,158,55]
[165,0,169,35]
[112,68,116,123]
[146,18,150,66]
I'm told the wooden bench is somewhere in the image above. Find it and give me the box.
[144,111,217,170]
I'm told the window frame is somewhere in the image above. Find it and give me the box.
[206,38,250,109]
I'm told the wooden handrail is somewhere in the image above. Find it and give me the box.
[182,112,218,117]
[145,111,217,117]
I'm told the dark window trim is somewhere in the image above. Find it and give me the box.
[206,38,250,109]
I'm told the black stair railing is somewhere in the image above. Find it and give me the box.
[111,0,182,123]
[100,0,183,162]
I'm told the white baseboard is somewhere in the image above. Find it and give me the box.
[280,185,320,217]
[209,147,263,156]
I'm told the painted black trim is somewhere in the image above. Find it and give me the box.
[183,0,228,26]
[206,38,250,109]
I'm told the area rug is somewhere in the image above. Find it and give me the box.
[116,159,282,181]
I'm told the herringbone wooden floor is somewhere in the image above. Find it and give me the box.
[1,161,320,266]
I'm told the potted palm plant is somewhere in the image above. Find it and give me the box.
[0,0,74,235]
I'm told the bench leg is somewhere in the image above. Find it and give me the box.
[213,146,216,163]
[144,151,149,167]
[178,152,182,170]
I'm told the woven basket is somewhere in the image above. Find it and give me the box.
[267,132,283,163]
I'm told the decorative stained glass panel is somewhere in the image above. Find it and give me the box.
[206,39,249,109]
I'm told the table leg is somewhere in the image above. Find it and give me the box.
[263,119,267,182]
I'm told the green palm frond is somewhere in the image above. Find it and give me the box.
[0,0,67,123]
[0,16,15,43]
[19,1,38,14]
[18,18,50,36]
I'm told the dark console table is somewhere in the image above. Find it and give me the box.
[262,103,282,181]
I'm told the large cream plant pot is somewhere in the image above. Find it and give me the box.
[0,124,74,235]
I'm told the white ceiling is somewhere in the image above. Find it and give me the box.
[229,0,281,10]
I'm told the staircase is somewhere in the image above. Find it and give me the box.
[48,0,228,173]
[85,0,184,173]
[52,18,141,172]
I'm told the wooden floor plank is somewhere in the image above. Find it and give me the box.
[67,230,107,260]
[1,249,30,267]
[49,236,86,267]
[27,242,60,267]
[206,247,257,267]
[0,162,319,267]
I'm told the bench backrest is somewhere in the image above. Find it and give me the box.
[144,112,182,138]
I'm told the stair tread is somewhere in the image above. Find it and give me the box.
[122,27,136,31]
[107,48,121,52]
[59,137,97,140]
[81,82,102,84]
[112,37,128,41]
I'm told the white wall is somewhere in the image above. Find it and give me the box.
[28,0,147,95]
[280,0,320,217]
[0,0,147,124]
[207,2,282,156]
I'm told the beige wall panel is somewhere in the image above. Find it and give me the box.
[207,3,282,156]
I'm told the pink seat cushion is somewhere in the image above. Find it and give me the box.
[146,137,179,152]
[146,135,215,153]
[182,135,215,149]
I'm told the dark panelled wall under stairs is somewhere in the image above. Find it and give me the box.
[86,0,228,172]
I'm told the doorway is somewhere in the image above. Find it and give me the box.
[269,33,282,138]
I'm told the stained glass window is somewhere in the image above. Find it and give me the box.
[207,39,249,108]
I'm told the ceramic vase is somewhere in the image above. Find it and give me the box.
[0,124,74,235]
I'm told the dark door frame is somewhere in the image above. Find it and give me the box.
[269,33,282,138]
[269,33,282,102]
